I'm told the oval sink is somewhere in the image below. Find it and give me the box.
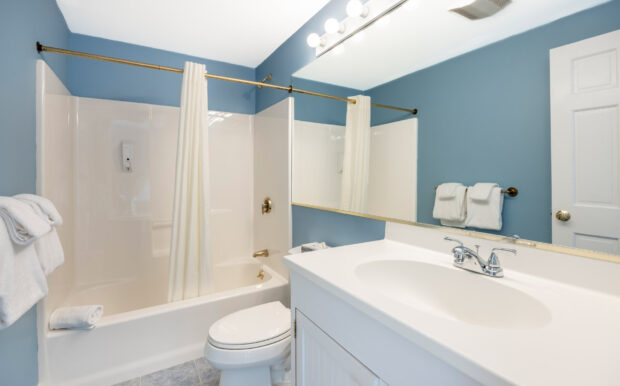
[356,260,551,329]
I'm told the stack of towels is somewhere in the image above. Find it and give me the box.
[0,194,102,330]
[433,183,504,230]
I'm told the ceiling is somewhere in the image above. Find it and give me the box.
[56,0,330,68]
[293,0,610,90]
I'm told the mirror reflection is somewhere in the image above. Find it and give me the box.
[293,81,417,222]
[292,0,620,256]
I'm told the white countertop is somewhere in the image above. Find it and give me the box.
[284,239,620,386]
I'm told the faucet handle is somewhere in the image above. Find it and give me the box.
[444,236,463,247]
[488,248,517,268]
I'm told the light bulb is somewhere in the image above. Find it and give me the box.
[306,33,322,48]
[324,18,343,34]
[346,0,369,18]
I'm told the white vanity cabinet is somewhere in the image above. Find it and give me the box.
[295,310,383,386]
[289,271,482,386]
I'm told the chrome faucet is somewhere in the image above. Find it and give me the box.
[444,237,516,278]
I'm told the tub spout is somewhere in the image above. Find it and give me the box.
[253,249,269,258]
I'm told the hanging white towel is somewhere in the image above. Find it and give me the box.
[433,183,467,226]
[48,305,103,330]
[168,61,214,302]
[465,183,504,230]
[0,197,51,246]
[14,195,64,275]
[0,219,48,330]
[340,95,371,213]
[14,194,63,226]
[32,228,64,276]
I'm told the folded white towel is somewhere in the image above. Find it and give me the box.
[33,228,64,276]
[12,195,64,275]
[0,219,49,330]
[469,183,498,201]
[14,194,63,226]
[465,183,504,230]
[49,305,104,330]
[433,183,467,222]
[0,197,51,246]
[436,183,460,199]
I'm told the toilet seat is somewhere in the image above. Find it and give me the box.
[205,334,291,370]
[207,301,291,350]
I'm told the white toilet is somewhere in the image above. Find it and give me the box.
[204,301,291,386]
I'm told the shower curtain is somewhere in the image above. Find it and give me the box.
[168,62,214,302]
[340,95,371,213]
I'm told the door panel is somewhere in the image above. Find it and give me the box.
[550,29,620,254]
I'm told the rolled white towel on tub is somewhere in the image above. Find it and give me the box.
[49,305,103,330]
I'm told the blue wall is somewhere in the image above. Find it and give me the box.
[365,0,620,242]
[0,1,70,384]
[293,77,360,125]
[293,205,385,247]
[68,34,256,114]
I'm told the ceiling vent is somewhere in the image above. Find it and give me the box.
[450,0,511,20]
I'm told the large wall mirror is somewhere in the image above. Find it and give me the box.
[291,0,620,261]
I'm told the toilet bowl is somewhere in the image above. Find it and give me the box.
[204,301,291,386]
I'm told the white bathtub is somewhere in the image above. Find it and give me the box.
[37,261,289,386]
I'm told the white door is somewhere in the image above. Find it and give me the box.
[550,29,620,255]
[295,311,382,386]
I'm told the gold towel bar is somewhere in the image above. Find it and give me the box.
[434,186,518,197]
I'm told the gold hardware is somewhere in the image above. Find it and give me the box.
[35,43,418,115]
[257,73,272,88]
[262,197,272,214]
[504,187,518,197]
[256,269,265,280]
[293,319,297,339]
[555,210,571,222]
[291,202,620,264]
[253,249,269,258]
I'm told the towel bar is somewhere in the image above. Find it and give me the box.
[434,185,518,197]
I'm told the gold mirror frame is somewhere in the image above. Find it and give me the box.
[292,202,620,264]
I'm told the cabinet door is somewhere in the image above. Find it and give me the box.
[295,310,382,386]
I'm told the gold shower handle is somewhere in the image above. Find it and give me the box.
[261,197,272,214]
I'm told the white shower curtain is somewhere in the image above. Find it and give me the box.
[340,95,371,213]
[168,62,214,302]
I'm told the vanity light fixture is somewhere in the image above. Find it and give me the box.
[306,33,324,48]
[306,0,409,55]
[324,18,345,34]
[346,0,370,18]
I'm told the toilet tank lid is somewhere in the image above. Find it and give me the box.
[208,301,291,346]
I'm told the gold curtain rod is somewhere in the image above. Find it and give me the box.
[36,42,418,115]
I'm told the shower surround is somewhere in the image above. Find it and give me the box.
[35,60,292,386]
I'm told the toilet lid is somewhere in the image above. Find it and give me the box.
[208,301,291,349]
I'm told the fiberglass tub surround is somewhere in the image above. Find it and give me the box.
[35,61,292,386]
[284,222,620,385]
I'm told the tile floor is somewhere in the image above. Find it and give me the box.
[113,358,220,386]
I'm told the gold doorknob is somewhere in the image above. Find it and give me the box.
[555,210,571,222]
